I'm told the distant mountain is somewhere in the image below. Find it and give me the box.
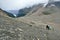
[0,9,17,18]
[17,7,33,17]
[4,10,19,17]
[1,1,60,18]
[53,1,60,8]
[3,4,43,17]
[6,10,19,15]
[4,7,33,17]
[46,1,60,8]
[4,11,16,18]
[18,4,43,16]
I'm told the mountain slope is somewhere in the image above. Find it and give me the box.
[0,3,60,40]
[0,8,47,40]
[16,3,60,40]
[0,9,9,17]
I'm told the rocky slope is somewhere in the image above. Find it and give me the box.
[16,4,60,40]
[0,8,47,40]
[0,3,60,40]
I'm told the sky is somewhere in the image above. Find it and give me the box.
[0,0,49,10]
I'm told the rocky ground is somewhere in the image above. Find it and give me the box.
[0,5,60,40]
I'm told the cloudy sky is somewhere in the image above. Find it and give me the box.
[0,0,49,10]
